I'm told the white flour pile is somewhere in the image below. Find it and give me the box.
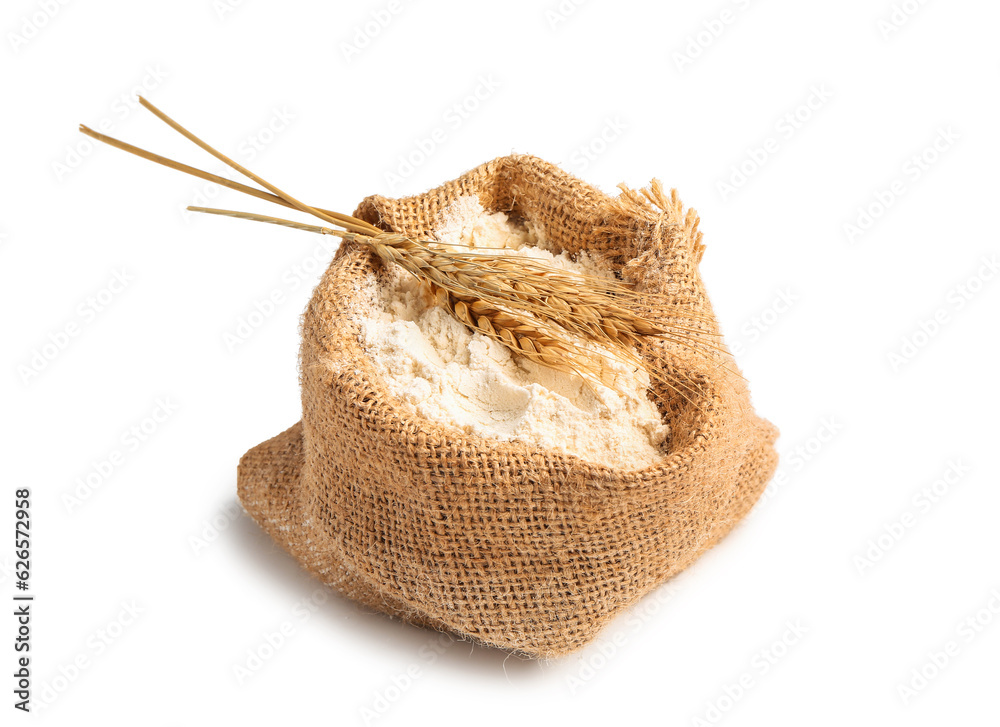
[356,196,668,469]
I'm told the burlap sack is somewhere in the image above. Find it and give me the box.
[237,154,779,658]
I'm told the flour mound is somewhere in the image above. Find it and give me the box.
[356,197,668,469]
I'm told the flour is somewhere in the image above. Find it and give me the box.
[355,196,668,469]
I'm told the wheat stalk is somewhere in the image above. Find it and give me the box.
[187,207,725,403]
[79,97,733,405]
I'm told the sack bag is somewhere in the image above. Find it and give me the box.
[237,154,779,658]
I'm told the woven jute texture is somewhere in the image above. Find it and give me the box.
[237,154,779,658]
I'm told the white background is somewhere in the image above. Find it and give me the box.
[2,0,998,724]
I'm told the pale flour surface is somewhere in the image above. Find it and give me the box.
[355,197,668,469]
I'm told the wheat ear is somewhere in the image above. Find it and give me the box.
[187,207,723,405]
[79,98,733,404]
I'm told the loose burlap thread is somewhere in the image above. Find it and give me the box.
[237,154,779,658]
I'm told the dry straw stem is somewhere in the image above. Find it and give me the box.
[79,97,733,404]
[190,205,729,404]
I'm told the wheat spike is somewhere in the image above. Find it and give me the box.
[79,98,735,405]
[352,232,731,395]
[183,206,719,400]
